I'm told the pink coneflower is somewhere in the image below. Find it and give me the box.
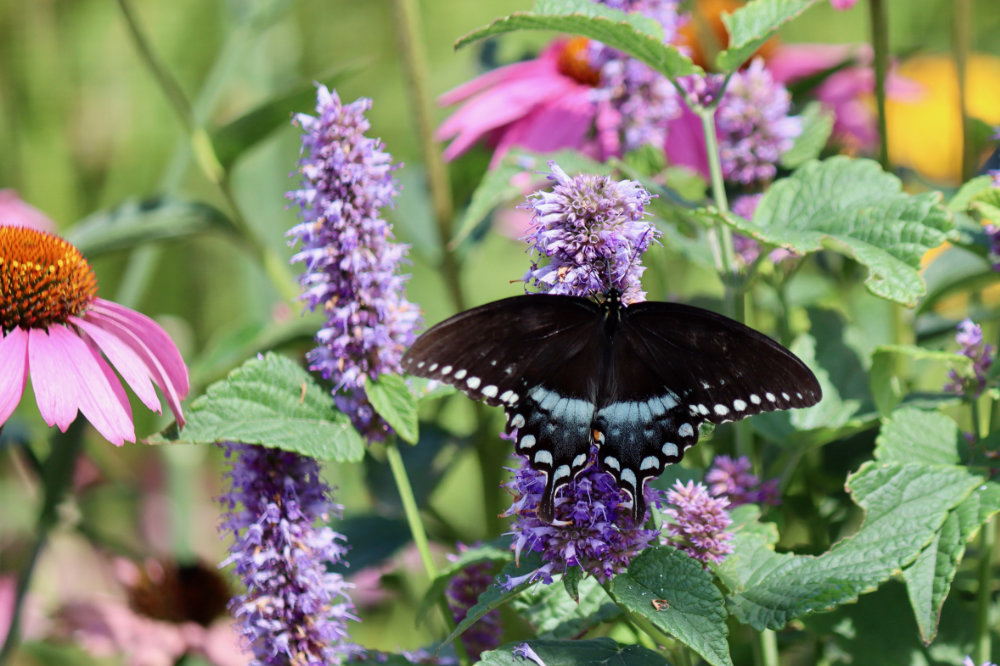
[0,225,189,445]
[437,38,605,168]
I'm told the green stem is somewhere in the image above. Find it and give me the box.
[868,0,891,172]
[115,0,297,304]
[0,425,84,663]
[953,0,974,182]
[757,629,779,666]
[384,440,471,666]
[389,0,464,312]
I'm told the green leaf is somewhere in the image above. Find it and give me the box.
[948,174,993,212]
[211,64,361,169]
[869,346,971,418]
[720,462,983,630]
[716,0,818,72]
[873,406,964,466]
[160,353,365,462]
[66,197,235,257]
[724,156,953,306]
[478,638,672,665]
[364,374,419,444]
[610,546,732,666]
[779,102,834,169]
[513,575,621,638]
[969,181,1000,221]
[455,0,700,80]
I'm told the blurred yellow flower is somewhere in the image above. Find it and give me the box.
[886,54,1000,184]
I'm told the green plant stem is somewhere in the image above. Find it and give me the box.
[953,0,975,182]
[390,0,464,312]
[384,440,471,666]
[0,425,84,663]
[867,0,891,172]
[756,628,779,666]
[115,0,297,304]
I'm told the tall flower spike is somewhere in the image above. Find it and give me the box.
[219,443,361,665]
[663,480,734,566]
[705,455,780,507]
[521,161,658,303]
[715,58,802,186]
[0,218,188,445]
[287,86,421,441]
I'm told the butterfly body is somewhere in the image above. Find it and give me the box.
[402,291,820,522]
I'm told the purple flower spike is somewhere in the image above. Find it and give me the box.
[219,443,361,665]
[945,319,995,398]
[287,86,421,441]
[501,446,663,586]
[705,455,781,507]
[521,161,659,303]
[445,544,503,660]
[663,480,734,566]
[716,59,802,185]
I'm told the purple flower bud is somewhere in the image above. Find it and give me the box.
[521,161,658,303]
[945,319,995,398]
[445,544,502,660]
[705,455,780,507]
[663,480,734,566]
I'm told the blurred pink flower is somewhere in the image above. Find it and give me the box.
[0,225,189,445]
[767,43,922,151]
[0,190,57,233]
[437,38,606,167]
[830,0,858,8]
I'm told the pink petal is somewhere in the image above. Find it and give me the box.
[84,299,189,426]
[0,190,58,233]
[36,324,135,445]
[28,326,82,431]
[0,327,29,425]
[438,56,558,106]
[490,91,597,168]
[766,44,869,84]
[664,103,711,180]
[830,0,858,8]
[71,315,161,413]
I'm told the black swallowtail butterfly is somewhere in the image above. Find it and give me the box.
[402,289,821,522]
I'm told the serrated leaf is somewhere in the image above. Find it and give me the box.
[716,0,818,72]
[720,462,983,630]
[779,101,834,169]
[902,479,1000,643]
[364,374,419,444]
[478,638,671,666]
[874,406,963,466]
[455,0,700,79]
[66,197,235,257]
[969,183,1000,222]
[513,575,621,638]
[162,353,365,462]
[870,347,972,418]
[610,546,732,666]
[417,541,512,625]
[723,157,953,306]
[211,64,361,169]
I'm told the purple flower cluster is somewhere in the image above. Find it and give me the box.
[985,223,1000,271]
[705,455,780,507]
[287,86,420,440]
[501,446,663,585]
[715,59,802,185]
[219,443,360,665]
[663,480,734,566]
[444,544,502,660]
[589,0,685,154]
[521,161,658,302]
[945,319,995,398]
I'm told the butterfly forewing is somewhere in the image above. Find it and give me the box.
[402,292,822,525]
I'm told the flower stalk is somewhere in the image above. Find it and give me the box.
[867,0,891,171]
